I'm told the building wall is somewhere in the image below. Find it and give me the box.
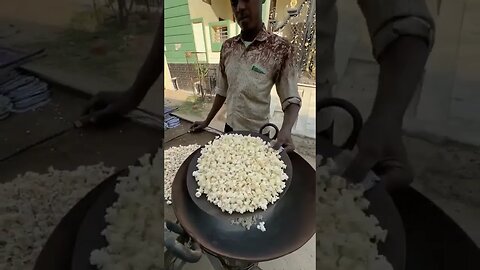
[164,0,196,63]
[210,0,235,20]
[188,0,218,23]
[166,0,269,90]
[168,63,219,91]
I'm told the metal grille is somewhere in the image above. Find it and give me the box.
[185,52,213,97]
[271,0,316,84]
[211,26,229,43]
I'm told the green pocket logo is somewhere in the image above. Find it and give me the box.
[252,65,266,75]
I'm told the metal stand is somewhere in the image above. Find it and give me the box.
[206,253,260,270]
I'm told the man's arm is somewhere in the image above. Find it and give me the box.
[357,0,434,122]
[126,17,164,105]
[273,43,302,151]
[371,36,429,124]
[276,44,302,131]
[281,104,301,133]
[190,44,228,131]
[205,95,227,123]
[344,0,435,192]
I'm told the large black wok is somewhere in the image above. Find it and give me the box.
[171,124,316,262]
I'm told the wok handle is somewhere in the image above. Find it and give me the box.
[317,98,363,150]
[164,221,203,263]
[259,123,279,140]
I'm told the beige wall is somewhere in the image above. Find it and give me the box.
[211,0,235,21]
[188,0,218,24]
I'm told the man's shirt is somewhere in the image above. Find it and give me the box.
[215,26,302,132]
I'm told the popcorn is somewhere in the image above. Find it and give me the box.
[90,149,163,270]
[164,144,201,204]
[316,155,393,270]
[0,163,115,270]
[193,134,288,214]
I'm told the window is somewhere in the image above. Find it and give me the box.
[209,21,231,52]
[212,25,229,43]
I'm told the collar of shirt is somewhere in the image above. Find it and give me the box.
[233,24,271,44]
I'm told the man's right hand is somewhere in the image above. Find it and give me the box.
[190,121,209,133]
[76,91,137,127]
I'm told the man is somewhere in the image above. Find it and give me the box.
[81,0,301,152]
[80,0,435,191]
[189,0,302,152]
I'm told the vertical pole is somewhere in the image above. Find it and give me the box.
[263,0,272,26]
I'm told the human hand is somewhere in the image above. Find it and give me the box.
[272,129,295,152]
[342,116,413,192]
[76,91,137,127]
[189,120,209,133]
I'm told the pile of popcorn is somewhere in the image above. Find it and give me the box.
[164,144,201,205]
[90,150,163,270]
[193,134,288,214]
[0,164,115,270]
[316,155,393,270]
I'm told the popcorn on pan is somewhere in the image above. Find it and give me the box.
[192,134,288,214]
[316,155,393,270]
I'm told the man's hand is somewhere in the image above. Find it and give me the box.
[190,120,209,133]
[342,116,413,192]
[76,91,137,127]
[273,129,295,152]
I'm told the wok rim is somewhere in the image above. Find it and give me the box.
[172,151,316,262]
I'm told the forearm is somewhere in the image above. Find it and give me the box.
[281,104,300,132]
[205,95,226,123]
[370,36,430,124]
[127,18,163,105]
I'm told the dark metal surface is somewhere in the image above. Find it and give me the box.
[392,188,480,270]
[33,171,121,270]
[172,150,315,262]
[185,130,293,219]
[70,171,125,270]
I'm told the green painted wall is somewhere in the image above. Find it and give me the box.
[164,0,195,63]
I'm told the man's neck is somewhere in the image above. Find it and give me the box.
[241,24,263,42]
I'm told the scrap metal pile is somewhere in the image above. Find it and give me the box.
[0,70,51,120]
[163,106,180,129]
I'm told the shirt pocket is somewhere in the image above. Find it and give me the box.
[246,64,273,96]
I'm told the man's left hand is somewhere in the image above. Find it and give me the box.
[342,116,413,192]
[273,130,295,152]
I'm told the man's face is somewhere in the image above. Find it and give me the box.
[231,0,262,31]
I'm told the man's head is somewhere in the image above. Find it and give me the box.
[230,0,263,31]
